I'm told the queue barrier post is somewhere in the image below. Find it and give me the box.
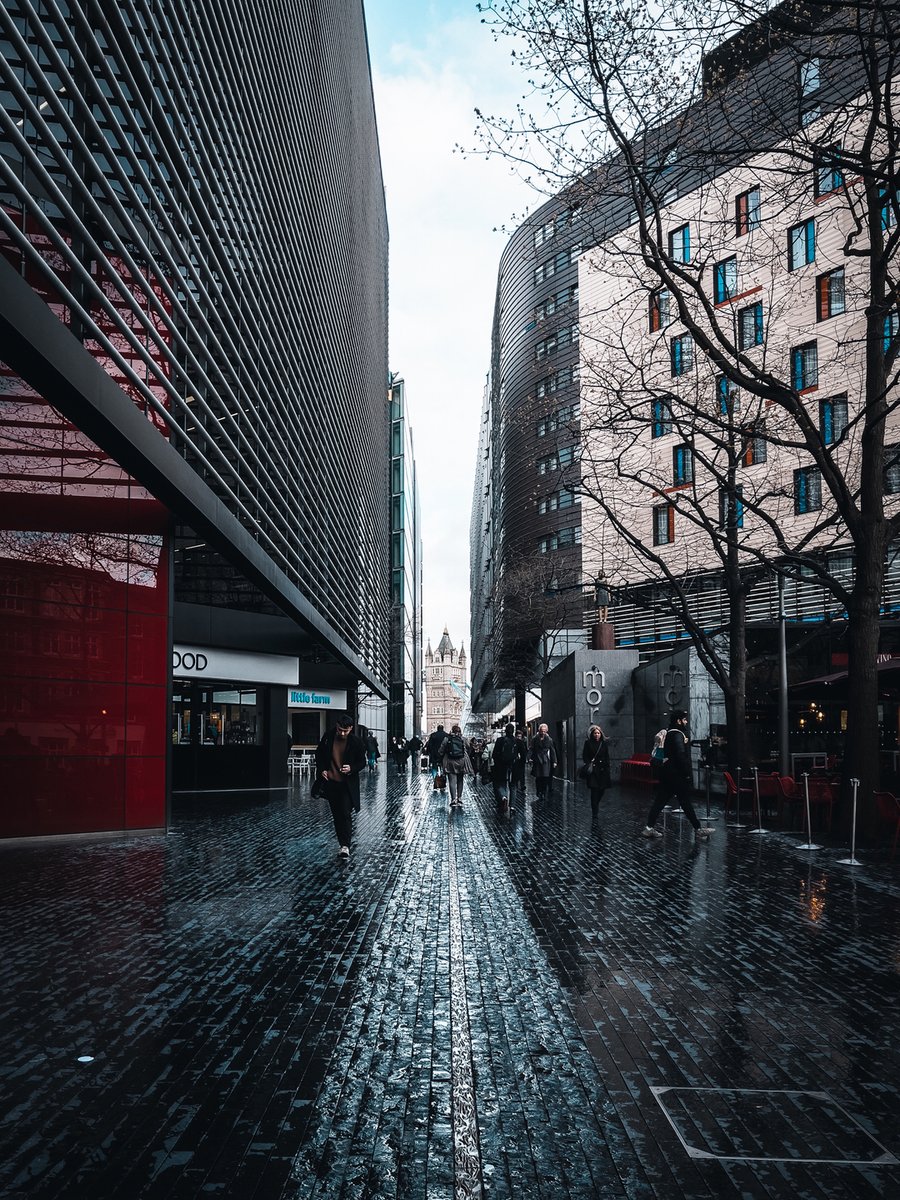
[797,772,823,851]
[837,777,863,866]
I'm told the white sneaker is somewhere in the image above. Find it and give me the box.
[641,826,663,839]
[339,845,350,858]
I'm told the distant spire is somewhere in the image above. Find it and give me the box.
[436,627,454,659]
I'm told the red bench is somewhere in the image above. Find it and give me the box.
[620,753,654,786]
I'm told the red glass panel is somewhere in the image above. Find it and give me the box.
[125,684,167,757]
[125,756,166,829]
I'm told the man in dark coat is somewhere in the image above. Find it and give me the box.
[491,723,518,813]
[314,712,367,858]
[642,710,713,840]
[529,723,557,800]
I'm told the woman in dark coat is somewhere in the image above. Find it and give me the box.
[529,723,557,800]
[581,724,611,815]
[314,712,367,858]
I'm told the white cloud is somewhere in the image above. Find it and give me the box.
[371,12,536,656]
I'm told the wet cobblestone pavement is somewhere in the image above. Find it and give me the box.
[1,770,899,1199]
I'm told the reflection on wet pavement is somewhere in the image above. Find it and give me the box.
[0,769,898,1198]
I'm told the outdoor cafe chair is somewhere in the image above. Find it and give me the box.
[874,791,900,859]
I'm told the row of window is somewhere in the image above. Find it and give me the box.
[535,322,579,361]
[653,390,849,447]
[537,445,577,474]
[532,206,580,250]
[538,525,582,553]
[534,244,581,285]
[535,285,578,322]
[537,487,578,514]
[537,401,580,437]
[652,448,900,545]
[536,363,579,399]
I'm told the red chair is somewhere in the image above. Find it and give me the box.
[774,775,803,829]
[874,792,900,859]
[755,773,781,821]
[803,776,835,833]
[723,771,753,819]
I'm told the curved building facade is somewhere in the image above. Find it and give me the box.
[0,0,389,834]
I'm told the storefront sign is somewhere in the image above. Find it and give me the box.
[173,645,299,685]
[288,688,348,710]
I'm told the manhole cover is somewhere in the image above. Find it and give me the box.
[651,1087,897,1164]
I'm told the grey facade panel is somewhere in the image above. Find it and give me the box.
[0,0,389,691]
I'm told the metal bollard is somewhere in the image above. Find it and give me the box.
[797,772,822,851]
[837,777,862,866]
[749,765,768,835]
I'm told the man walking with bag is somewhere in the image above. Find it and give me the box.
[314,712,366,858]
[642,710,713,840]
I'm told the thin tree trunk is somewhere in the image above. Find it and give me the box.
[845,566,883,837]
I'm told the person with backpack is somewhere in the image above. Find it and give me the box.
[491,723,518,813]
[440,723,472,808]
[580,724,611,815]
[642,710,714,840]
[529,723,557,800]
[511,728,529,797]
[426,725,446,788]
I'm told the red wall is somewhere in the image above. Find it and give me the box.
[1,213,172,837]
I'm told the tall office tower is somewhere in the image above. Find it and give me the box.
[388,374,423,742]
[0,1,389,836]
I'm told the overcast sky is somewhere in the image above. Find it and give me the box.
[365,1,538,662]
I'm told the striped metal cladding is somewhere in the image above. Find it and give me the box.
[0,0,390,687]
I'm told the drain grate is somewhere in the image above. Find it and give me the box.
[651,1087,898,1165]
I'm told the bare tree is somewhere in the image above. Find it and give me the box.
[475,0,900,827]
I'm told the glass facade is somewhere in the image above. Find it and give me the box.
[388,376,423,739]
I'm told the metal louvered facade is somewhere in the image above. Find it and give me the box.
[0,0,390,693]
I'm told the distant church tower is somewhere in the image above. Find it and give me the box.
[424,628,467,732]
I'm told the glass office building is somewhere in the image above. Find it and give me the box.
[0,0,389,836]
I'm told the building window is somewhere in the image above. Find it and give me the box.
[884,446,900,494]
[735,187,761,236]
[672,443,694,485]
[814,145,843,197]
[800,58,820,96]
[651,396,673,438]
[653,504,675,545]
[788,218,815,270]
[668,223,691,264]
[537,454,554,475]
[742,423,767,466]
[880,187,899,230]
[713,256,738,304]
[716,374,739,416]
[816,268,845,320]
[558,445,576,467]
[884,311,900,353]
[538,487,577,514]
[671,333,693,375]
[649,287,672,331]
[539,525,581,553]
[719,486,744,529]
[795,466,823,513]
[791,342,819,391]
[820,394,849,444]
[737,301,764,349]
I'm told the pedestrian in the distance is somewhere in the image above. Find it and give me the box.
[365,732,380,771]
[642,710,713,840]
[491,723,518,813]
[315,712,367,858]
[511,728,528,798]
[394,736,409,772]
[408,733,423,773]
[581,724,611,816]
[529,723,557,800]
[426,725,446,787]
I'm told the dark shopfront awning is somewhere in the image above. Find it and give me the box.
[789,660,900,691]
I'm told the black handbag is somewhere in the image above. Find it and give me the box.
[310,775,325,799]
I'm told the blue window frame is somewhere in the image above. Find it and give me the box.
[884,311,900,354]
[713,256,738,304]
[671,334,693,376]
[795,466,822,513]
[672,443,693,485]
[669,224,691,264]
[820,394,848,444]
[719,486,744,529]
[788,219,815,270]
[814,146,843,197]
[716,375,739,416]
[651,396,673,438]
[791,342,818,390]
[737,302,764,349]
